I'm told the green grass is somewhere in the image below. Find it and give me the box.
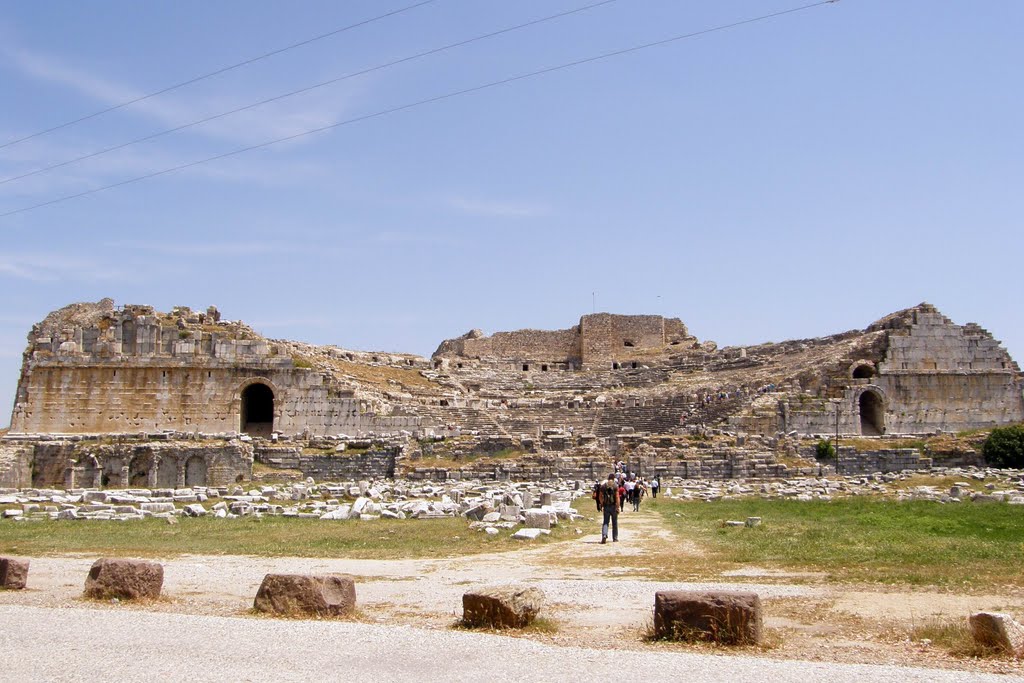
[655,498,1024,589]
[0,516,572,559]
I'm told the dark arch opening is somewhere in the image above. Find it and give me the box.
[242,383,274,437]
[129,454,152,487]
[859,391,885,435]
[852,364,875,380]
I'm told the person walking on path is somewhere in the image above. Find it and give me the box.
[632,479,646,511]
[599,473,619,544]
[651,476,660,499]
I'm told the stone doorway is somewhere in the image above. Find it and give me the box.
[185,456,207,487]
[156,457,178,488]
[241,383,274,437]
[129,452,153,487]
[859,390,885,435]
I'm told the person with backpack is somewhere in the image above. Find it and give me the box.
[599,473,619,544]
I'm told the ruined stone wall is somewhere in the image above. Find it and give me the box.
[579,314,666,366]
[255,446,397,481]
[0,437,252,489]
[835,448,931,475]
[458,328,580,363]
[0,441,32,488]
[10,362,417,437]
[736,306,1024,436]
[871,306,1023,432]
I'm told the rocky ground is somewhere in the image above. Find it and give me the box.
[1,500,1022,677]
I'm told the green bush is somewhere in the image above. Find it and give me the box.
[981,425,1024,468]
[815,438,836,459]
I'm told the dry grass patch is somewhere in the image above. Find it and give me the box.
[907,618,1011,659]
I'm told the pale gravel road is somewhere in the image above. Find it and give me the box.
[1,605,1019,683]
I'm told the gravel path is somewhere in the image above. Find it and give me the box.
[0,605,1017,683]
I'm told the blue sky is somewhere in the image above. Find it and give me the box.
[2,0,1022,426]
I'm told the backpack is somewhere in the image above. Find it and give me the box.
[601,481,618,510]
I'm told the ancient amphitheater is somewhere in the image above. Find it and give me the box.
[1,298,1020,488]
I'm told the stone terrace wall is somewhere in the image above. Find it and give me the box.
[835,448,932,475]
[0,438,253,489]
[255,446,397,481]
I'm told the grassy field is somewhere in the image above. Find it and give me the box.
[0,516,571,559]
[654,498,1024,589]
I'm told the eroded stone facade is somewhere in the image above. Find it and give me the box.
[3,300,1022,489]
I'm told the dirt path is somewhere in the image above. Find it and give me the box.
[0,505,1021,675]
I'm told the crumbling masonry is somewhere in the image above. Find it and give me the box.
[3,299,1021,487]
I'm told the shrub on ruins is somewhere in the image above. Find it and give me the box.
[815,439,836,459]
[981,425,1024,468]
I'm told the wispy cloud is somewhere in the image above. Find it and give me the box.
[3,45,361,146]
[0,251,127,283]
[446,196,551,218]
[105,240,323,257]
[0,133,339,203]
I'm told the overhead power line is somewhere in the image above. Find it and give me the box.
[0,0,437,151]
[0,0,841,220]
[0,0,620,187]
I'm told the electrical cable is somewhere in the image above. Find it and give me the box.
[0,0,620,186]
[0,0,840,220]
[0,0,437,151]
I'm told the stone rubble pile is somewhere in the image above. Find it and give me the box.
[1,467,1020,533]
[661,466,1024,504]
[0,478,584,537]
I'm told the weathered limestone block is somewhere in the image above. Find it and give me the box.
[653,590,763,645]
[84,558,163,600]
[253,574,356,617]
[0,557,29,589]
[969,612,1024,655]
[462,586,544,628]
[524,509,551,529]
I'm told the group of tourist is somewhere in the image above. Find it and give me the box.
[592,469,661,544]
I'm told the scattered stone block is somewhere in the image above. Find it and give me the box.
[511,528,546,540]
[745,517,762,527]
[0,557,29,589]
[969,612,1024,655]
[182,504,206,517]
[653,590,763,645]
[462,586,544,628]
[84,558,164,600]
[524,509,551,529]
[319,506,351,520]
[253,574,356,617]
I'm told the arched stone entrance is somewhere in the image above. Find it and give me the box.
[241,383,275,437]
[185,456,207,487]
[852,363,875,380]
[859,390,885,435]
[129,453,153,487]
[80,457,101,488]
[156,457,178,488]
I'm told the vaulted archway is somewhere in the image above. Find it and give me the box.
[859,390,885,435]
[241,382,275,437]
